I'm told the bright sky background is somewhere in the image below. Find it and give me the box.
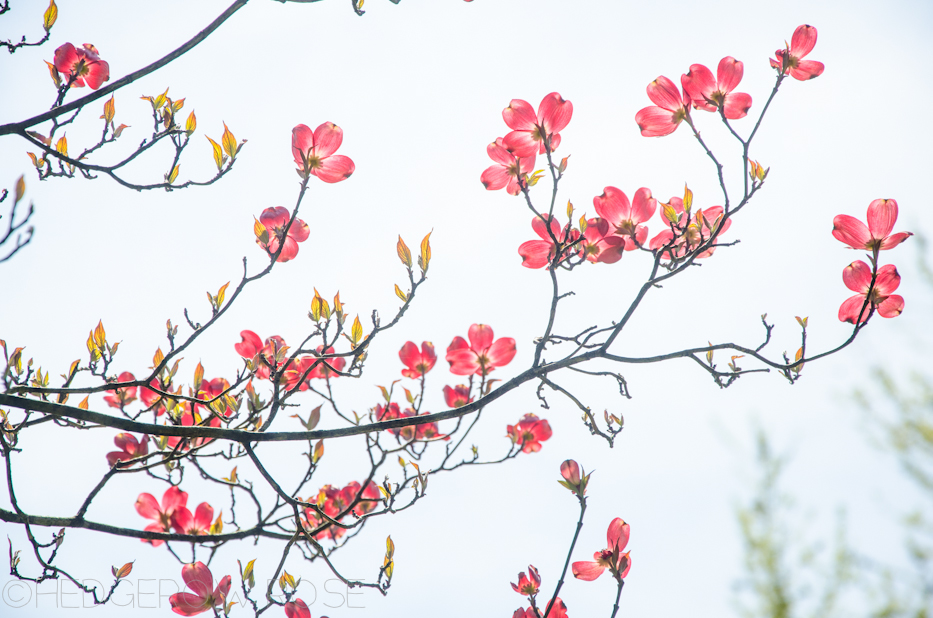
[1,0,932,616]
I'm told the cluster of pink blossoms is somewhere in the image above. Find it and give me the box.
[253,123,354,262]
[635,25,822,138]
[49,42,110,90]
[481,92,573,196]
[135,486,218,547]
[300,480,381,541]
[235,330,346,389]
[832,199,911,323]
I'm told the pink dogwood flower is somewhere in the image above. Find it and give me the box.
[681,57,753,119]
[832,199,912,256]
[446,324,516,376]
[52,43,110,89]
[594,186,657,250]
[234,331,288,380]
[838,262,904,324]
[502,92,573,157]
[481,138,536,196]
[771,25,825,81]
[399,341,437,378]
[572,517,632,582]
[511,565,541,595]
[443,384,473,408]
[291,122,355,183]
[135,486,187,547]
[139,377,173,415]
[635,76,690,137]
[103,371,137,409]
[169,561,231,616]
[578,217,625,264]
[257,206,310,263]
[171,503,214,536]
[284,599,311,618]
[106,433,149,467]
[518,215,579,269]
[507,413,553,453]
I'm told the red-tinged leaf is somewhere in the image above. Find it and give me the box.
[101,96,115,125]
[166,164,179,185]
[210,511,223,534]
[396,236,412,268]
[578,214,587,234]
[566,200,574,218]
[216,282,230,307]
[307,405,321,431]
[222,466,238,483]
[43,0,58,31]
[152,347,165,367]
[67,359,79,379]
[394,284,408,302]
[111,561,134,580]
[351,315,363,345]
[221,123,237,160]
[153,88,168,111]
[419,231,432,273]
[558,155,570,174]
[78,395,89,410]
[93,321,106,349]
[312,440,324,464]
[206,136,224,171]
[385,535,395,559]
[172,98,185,113]
[377,385,390,403]
[112,124,130,138]
[193,362,204,391]
[795,316,808,328]
[44,60,61,87]
[253,217,269,245]
[403,387,414,404]
[27,152,39,168]
[683,184,693,212]
[55,135,68,157]
[185,111,197,137]
[14,175,25,204]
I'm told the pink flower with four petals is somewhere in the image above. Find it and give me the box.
[257,206,310,263]
[771,25,825,81]
[502,92,573,157]
[635,76,690,137]
[52,43,110,89]
[106,433,148,467]
[593,186,657,250]
[481,138,536,196]
[681,56,753,119]
[291,123,355,183]
[135,486,187,547]
[507,413,553,454]
[572,517,632,582]
[832,199,912,256]
[169,561,231,616]
[838,262,904,324]
[446,324,516,377]
[399,341,437,378]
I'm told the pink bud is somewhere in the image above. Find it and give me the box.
[560,460,581,485]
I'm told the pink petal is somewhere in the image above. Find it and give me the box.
[571,560,605,581]
[790,60,824,81]
[647,76,684,111]
[519,240,553,269]
[531,215,561,241]
[469,324,495,352]
[481,164,510,191]
[877,294,904,318]
[312,122,343,159]
[722,92,752,119]
[717,56,744,93]
[172,507,193,533]
[114,433,138,452]
[169,592,209,616]
[502,130,539,159]
[866,198,898,239]
[537,92,573,134]
[446,336,469,354]
[135,493,160,520]
[832,215,872,250]
[235,330,262,358]
[531,419,552,442]
[287,217,310,243]
[276,237,299,262]
[594,186,631,226]
[790,24,818,58]
[874,264,901,295]
[143,522,166,547]
[502,99,537,131]
[487,337,517,367]
[312,154,355,183]
[83,61,109,90]
[635,106,680,137]
[162,486,188,513]
[213,575,232,602]
[843,260,873,294]
[181,562,214,597]
[619,552,632,578]
[194,503,214,530]
[446,349,481,376]
[879,232,913,250]
[606,517,630,551]
[260,206,290,230]
[838,294,870,324]
[487,138,517,166]
[285,599,311,618]
[291,124,314,167]
[681,64,716,111]
[630,187,656,224]
[53,43,79,73]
